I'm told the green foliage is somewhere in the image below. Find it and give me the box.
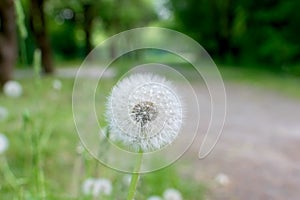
[14,0,28,64]
[49,21,82,59]
[170,0,300,68]
[219,64,300,99]
[42,0,157,59]
[99,0,158,33]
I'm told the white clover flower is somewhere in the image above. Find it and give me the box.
[147,195,163,200]
[0,106,8,121]
[92,178,112,197]
[3,80,23,98]
[106,73,183,152]
[163,188,182,200]
[82,178,95,195]
[52,79,62,90]
[0,133,9,154]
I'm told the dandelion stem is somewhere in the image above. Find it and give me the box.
[126,152,143,200]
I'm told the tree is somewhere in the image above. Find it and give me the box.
[44,0,101,57]
[82,2,96,56]
[170,0,237,60]
[170,0,300,66]
[99,0,158,58]
[29,0,54,73]
[0,0,18,88]
[76,0,157,57]
[40,0,157,59]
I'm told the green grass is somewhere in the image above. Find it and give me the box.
[0,76,205,199]
[219,65,300,99]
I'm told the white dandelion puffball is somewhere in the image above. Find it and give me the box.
[52,79,62,90]
[0,133,9,154]
[106,73,183,152]
[163,188,182,200]
[3,80,23,98]
[92,178,112,197]
[147,195,163,200]
[0,106,8,121]
[82,178,95,195]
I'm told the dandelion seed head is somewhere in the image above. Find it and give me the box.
[82,178,95,195]
[92,178,112,196]
[106,73,183,152]
[163,188,182,200]
[131,101,158,127]
[147,195,163,200]
[215,173,230,186]
[3,81,23,98]
[52,79,62,90]
[0,133,9,154]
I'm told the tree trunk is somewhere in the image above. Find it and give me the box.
[83,3,94,56]
[29,0,54,74]
[0,0,18,89]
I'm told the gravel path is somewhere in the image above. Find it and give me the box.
[180,83,300,200]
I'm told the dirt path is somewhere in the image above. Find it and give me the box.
[180,83,300,200]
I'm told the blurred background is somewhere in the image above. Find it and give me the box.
[1,0,300,79]
[0,0,300,199]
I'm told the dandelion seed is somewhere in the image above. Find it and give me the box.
[0,106,8,121]
[147,195,163,200]
[3,81,23,98]
[163,188,182,200]
[92,178,112,197]
[0,133,9,154]
[52,79,62,90]
[106,73,183,152]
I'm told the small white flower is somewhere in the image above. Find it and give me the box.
[52,79,62,90]
[0,133,9,154]
[0,106,8,121]
[163,188,182,200]
[106,73,183,152]
[82,178,95,195]
[92,178,112,197]
[215,173,230,186]
[3,80,23,98]
[147,195,163,200]
[82,178,112,197]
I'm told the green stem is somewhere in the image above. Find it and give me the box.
[1,157,18,190]
[126,153,143,200]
